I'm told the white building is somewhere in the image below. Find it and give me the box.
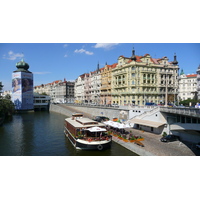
[196,65,200,100]
[34,79,74,103]
[75,74,85,104]
[178,69,197,101]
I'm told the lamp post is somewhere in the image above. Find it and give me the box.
[164,65,168,107]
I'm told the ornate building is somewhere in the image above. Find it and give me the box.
[75,64,101,104]
[196,65,200,100]
[178,69,197,101]
[74,74,85,104]
[100,62,117,105]
[111,49,179,106]
[90,63,101,104]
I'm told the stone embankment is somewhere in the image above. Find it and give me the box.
[50,104,197,156]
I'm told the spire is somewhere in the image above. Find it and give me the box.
[180,69,184,75]
[172,53,178,65]
[97,62,100,72]
[131,46,137,61]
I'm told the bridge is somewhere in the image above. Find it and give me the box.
[160,107,200,119]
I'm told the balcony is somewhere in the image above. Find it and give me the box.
[160,71,173,75]
[140,69,156,73]
[113,84,127,88]
[140,83,157,87]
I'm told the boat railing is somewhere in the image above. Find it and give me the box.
[78,135,112,142]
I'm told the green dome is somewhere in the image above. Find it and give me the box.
[15,59,30,72]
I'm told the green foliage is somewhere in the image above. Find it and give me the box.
[179,98,198,106]
[162,132,167,137]
[0,99,15,117]
[40,92,47,96]
[130,136,136,140]
[0,81,3,98]
[4,94,11,100]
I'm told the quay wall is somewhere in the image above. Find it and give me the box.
[49,104,128,120]
[49,104,75,117]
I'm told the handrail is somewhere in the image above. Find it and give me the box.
[160,107,200,118]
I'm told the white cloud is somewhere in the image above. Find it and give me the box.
[64,54,68,57]
[93,43,119,50]
[63,44,68,48]
[3,51,24,60]
[74,48,94,55]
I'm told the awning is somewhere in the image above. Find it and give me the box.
[130,118,166,128]
[86,127,107,132]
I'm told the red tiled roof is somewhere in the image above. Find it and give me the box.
[186,74,197,78]
[111,63,117,68]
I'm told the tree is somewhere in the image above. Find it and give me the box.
[0,81,3,98]
[0,99,15,123]
[179,98,198,107]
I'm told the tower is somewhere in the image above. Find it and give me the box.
[131,46,137,61]
[12,59,34,110]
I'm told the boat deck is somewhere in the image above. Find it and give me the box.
[65,117,106,129]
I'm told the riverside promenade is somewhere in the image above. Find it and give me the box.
[51,104,198,156]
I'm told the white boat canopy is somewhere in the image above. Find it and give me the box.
[104,121,131,129]
[86,126,107,132]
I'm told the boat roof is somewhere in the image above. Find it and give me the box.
[76,118,98,125]
[72,113,83,117]
[65,117,106,129]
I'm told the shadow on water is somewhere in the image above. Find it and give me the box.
[65,138,138,156]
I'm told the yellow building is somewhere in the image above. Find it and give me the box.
[100,63,117,105]
[111,49,179,106]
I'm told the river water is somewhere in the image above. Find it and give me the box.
[0,111,137,156]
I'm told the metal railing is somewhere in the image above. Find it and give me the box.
[160,107,200,118]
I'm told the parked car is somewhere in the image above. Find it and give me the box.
[145,102,157,106]
[160,135,180,142]
[93,116,109,122]
[196,142,200,150]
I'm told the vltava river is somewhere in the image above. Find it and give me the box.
[0,112,137,156]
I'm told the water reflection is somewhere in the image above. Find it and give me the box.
[0,112,137,156]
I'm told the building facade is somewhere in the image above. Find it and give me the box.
[90,64,101,104]
[197,65,200,100]
[73,49,180,106]
[111,50,179,106]
[74,74,85,104]
[100,63,117,105]
[178,70,197,101]
[34,79,74,103]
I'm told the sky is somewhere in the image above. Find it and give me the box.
[0,43,200,91]
[1,1,200,198]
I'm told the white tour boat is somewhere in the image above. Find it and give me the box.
[64,113,112,151]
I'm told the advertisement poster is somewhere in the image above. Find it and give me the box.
[12,72,34,110]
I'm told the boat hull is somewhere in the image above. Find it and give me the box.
[65,129,112,151]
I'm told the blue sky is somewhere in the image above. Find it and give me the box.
[0,43,200,91]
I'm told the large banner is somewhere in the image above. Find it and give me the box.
[12,72,34,110]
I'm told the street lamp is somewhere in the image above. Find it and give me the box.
[164,64,168,107]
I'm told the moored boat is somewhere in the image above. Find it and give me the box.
[64,113,112,151]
